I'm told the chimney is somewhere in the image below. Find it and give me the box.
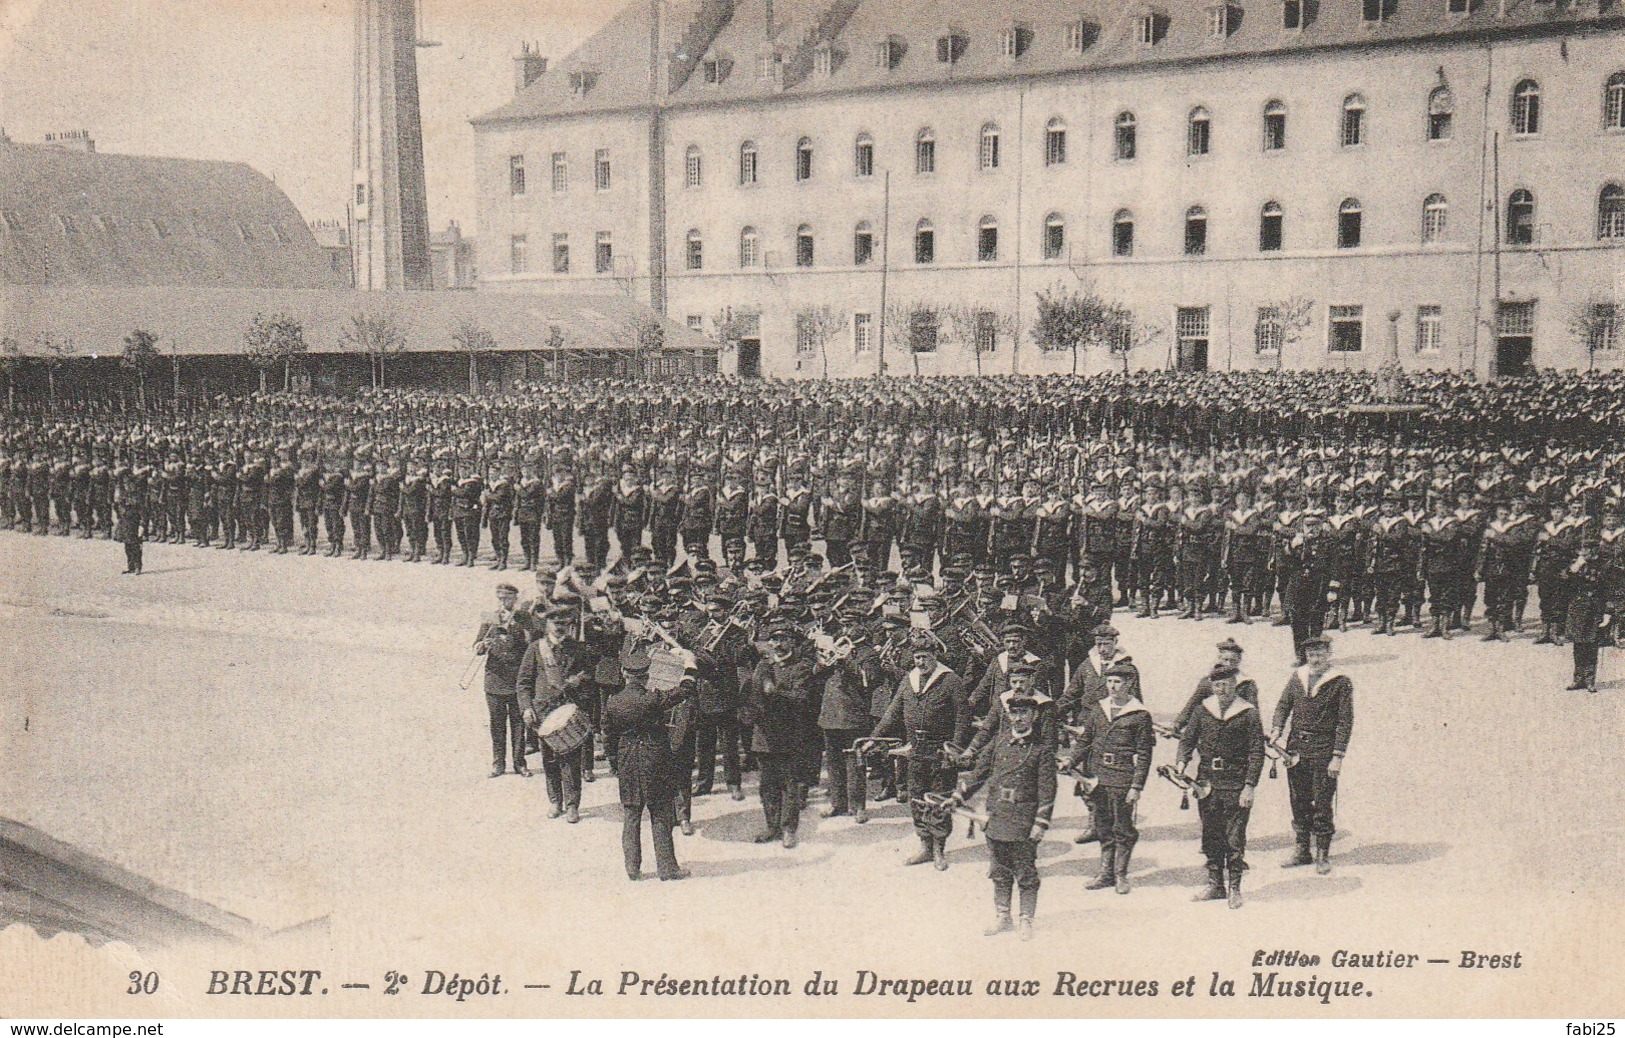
[765,0,775,39]
[514,42,548,94]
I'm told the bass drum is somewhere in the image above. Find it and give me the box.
[536,702,591,755]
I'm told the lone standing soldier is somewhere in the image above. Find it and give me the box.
[1177,662,1265,909]
[951,672,1054,942]
[1271,635,1354,874]
[1064,661,1153,894]
[475,582,530,778]
[604,642,693,882]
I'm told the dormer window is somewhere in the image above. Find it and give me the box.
[936,31,968,64]
[568,70,598,96]
[1361,0,1393,23]
[876,36,904,69]
[1207,4,1235,37]
[1446,0,1469,13]
[813,44,834,77]
[702,58,721,84]
[1000,25,1031,59]
[1135,12,1166,46]
[1282,0,1304,30]
[1064,18,1096,52]
[757,51,782,80]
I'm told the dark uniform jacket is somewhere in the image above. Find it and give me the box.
[872,664,972,749]
[515,635,595,718]
[1177,695,1266,791]
[1064,696,1154,790]
[1270,667,1354,761]
[959,727,1059,842]
[815,656,872,731]
[475,609,530,697]
[742,650,820,755]
[604,673,686,807]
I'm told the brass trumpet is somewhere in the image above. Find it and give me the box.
[1156,763,1212,810]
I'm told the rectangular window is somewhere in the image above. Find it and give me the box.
[916,137,935,174]
[1497,301,1535,337]
[1416,305,1443,353]
[686,235,703,271]
[1113,219,1134,258]
[595,231,613,274]
[552,233,570,273]
[685,150,702,188]
[1589,303,1619,352]
[551,152,568,193]
[740,149,758,185]
[855,139,874,177]
[594,149,611,191]
[1338,207,1362,249]
[1361,0,1387,22]
[1282,0,1302,29]
[1260,209,1283,251]
[510,234,528,274]
[909,311,938,352]
[1045,125,1067,165]
[703,59,720,84]
[795,313,817,356]
[509,155,526,195]
[814,47,833,77]
[1256,306,1283,354]
[876,39,901,69]
[1329,305,1364,352]
[796,145,813,182]
[1264,111,1286,150]
[975,310,999,353]
[978,225,998,262]
[1136,15,1157,45]
[980,133,1000,171]
[1342,107,1364,147]
[1209,5,1230,37]
[796,233,815,267]
[853,312,874,353]
[1044,220,1065,260]
[1188,118,1210,156]
[854,229,874,265]
[915,226,935,264]
[1065,19,1088,52]
[1184,214,1207,256]
[687,315,704,332]
[1447,0,1469,12]
[1177,306,1211,341]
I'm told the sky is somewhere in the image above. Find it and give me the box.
[0,0,616,233]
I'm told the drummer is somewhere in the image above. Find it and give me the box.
[519,601,595,822]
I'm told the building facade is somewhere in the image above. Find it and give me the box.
[472,0,1625,378]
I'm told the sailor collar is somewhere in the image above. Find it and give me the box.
[1096,697,1148,720]
[910,663,951,694]
[1202,695,1255,721]
[1295,667,1347,698]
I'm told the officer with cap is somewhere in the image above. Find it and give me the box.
[603,640,693,881]
[475,582,531,778]
[518,601,594,821]
[1178,661,1265,908]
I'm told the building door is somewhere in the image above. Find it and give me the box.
[1176,307,1210,372]
[1495,302,1535,377]
[737,339,761,378]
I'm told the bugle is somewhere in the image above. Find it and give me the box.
[915,791,989,831]
[457,652,484,690]
[1152,721,1183,741]
[1156,763,1211,810]
[1057,758,1099,797]
[1264,735,1299,779]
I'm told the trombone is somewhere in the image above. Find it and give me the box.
[457,652,484,690]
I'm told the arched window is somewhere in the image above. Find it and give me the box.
[1607,72,1625,130]
[684,145,702,188]
[1115,112,1137,160]
[1184,205,1208,256]
[1422,193,1448,244]
[854,133,875,177]
[977,215,999,261]
[685,229,703,270]
[1042,212,1066,260]
[853,220,875,265]
[915,128,936,174]
[1259,201,1284,252]
[1337,198,1362,248]
[1598,183,1625,240]
[914,218,935,264]
[1112,209,1134,257]
[1511,79,1540,135]
[1506,189,1535,245]
[1045,118,1067,166]
[1263,100,1287,151]
[979,123,1001,170]
[1187,106,1211,156]
[738,140,758,185]
[1341,93,1366,146]
[795,224,815,266]
[1428,86,1454,141]
[739,225,760,266]
[795,137,814,182]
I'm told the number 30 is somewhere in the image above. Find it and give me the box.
[127,971,159,994]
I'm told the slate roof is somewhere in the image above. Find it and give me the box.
[0,142,341,290]
[472,0,1624,126]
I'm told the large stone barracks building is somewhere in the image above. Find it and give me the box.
[472,0,1624,378]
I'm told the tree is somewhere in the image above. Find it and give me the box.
[1104,304,1164,373]
[451,319,499,393]
[339,313,409,390]
[1255,295,1315,369]
[883,301,943,377]
[794,304,847,379]
[243,312,309,393]
[1030,284,1112,374]
[121,328,162,410]
[37,333,77,406]
[545,324,568,380]
[946,304,1017,376]
[1567,294,1620,371]
[0,336,21,408]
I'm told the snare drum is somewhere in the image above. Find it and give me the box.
[537,702,591,755]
